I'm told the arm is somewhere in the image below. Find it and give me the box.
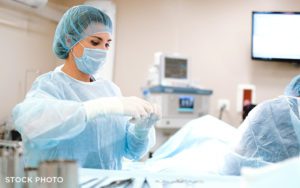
[124,114,158,160]
[222,98,291,175]
[13,79,87,148]
[125,124,155,160]
[13,75,156,150]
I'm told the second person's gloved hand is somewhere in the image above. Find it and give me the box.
[83,96,154,121]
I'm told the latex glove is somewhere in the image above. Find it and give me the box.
[83,96,154,121]
[130,103,161,123]
[133,112,160,139]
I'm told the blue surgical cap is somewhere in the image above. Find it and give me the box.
[52,5,112,59]
[284,75,300,97]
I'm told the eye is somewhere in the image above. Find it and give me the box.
[90,40,100,46]
[105,43,110,48]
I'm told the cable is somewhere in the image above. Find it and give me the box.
[218,104,226,120]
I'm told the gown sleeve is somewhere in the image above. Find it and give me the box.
[12,74,87,149]
[124,123,156,160]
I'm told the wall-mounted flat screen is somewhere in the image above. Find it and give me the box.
[252,12,300,63]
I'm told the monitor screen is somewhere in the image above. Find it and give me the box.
[164,57,188,79]
[178,96,194,112]
[252,12,300,62]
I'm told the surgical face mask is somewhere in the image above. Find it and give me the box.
[72,42,108,75]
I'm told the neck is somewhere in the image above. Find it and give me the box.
[62,55,91,82]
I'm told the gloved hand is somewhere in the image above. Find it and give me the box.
[83,96,154,121]
[132,105,161,139]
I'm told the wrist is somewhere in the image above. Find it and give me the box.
[83,97,123,121]
[129,123,150,140]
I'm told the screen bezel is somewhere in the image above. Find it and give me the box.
[159,54,189,86]
[251,11,300,63]
[178,95,194,113]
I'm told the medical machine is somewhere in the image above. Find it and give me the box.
[144,52,213,129]
[147,52,190,87]
[146,85,213,129]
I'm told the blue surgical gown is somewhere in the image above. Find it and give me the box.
[221,96,300,175]
[12,66,155,169]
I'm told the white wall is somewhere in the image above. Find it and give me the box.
[0,5,58,124]
[1,0,300,143]
[113,0,300,127]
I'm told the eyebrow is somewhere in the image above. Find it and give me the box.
[91,36,112,42]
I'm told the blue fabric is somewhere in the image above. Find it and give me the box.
[221,96,300,175]
[147,115,237,174]
[12,66,154,169]
[286,97,300,144]
[284,75,300,97]
[147,97,300,176]
[53,5,112,59]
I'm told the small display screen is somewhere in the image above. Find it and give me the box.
[165,57,188,79]
[178,96,194,112]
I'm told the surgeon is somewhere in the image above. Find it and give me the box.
[221,75,300,175]
[12,5,160,169]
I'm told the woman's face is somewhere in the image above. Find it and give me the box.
[72,32,112,58]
